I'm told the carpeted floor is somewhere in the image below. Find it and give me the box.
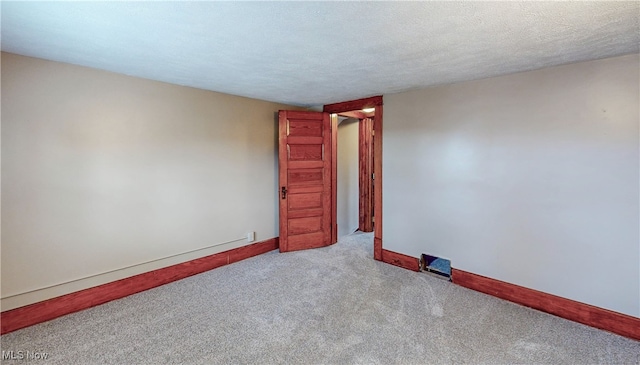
[1,231,639,364]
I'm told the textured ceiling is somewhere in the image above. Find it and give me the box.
[2,2,639,107]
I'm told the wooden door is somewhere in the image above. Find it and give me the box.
[279,110,333,252]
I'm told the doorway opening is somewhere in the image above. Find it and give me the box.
[324,96,383,261]
[335,110,374,236]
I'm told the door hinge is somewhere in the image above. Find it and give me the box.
[372,173,375,180]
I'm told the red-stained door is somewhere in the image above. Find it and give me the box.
[278,110,334,252]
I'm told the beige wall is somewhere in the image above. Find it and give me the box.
[337,118,359,237]
[1,52,297,310]
[4,51,638,318]
[384,54,640,317]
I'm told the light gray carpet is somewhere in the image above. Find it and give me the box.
[1,232,639,364]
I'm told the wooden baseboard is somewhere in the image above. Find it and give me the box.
[1,238,279,335]
[380,248,420,271]
[452,268,640,341]
[374,238,383,261]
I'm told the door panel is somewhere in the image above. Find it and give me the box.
[289,169,323,185]
[288,232,325,251]
[288,192,322,210]
[288,217,323,235]
[289,145,323,160]
[279,110,333,252]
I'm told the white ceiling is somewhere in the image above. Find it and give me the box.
[2,2,638,107]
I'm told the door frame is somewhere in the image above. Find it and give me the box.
[324,96,383,261]
[358,116,374,233]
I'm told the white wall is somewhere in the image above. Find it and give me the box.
[383,54,640,317]
[337,118,359,237]
[1,52,297,310]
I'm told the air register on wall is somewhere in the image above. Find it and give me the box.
[420,254,451,281]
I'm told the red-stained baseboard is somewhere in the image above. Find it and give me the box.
[374,238,383,261]
[376,250,639,341]
[451,268,640,341]
[380,248,420,271]
[1,238,279,335]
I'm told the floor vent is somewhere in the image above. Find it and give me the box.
[420,254,451,281]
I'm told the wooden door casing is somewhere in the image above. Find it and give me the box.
[359,117,374,232]
[324,96,383,260]
[278,111,333,252]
